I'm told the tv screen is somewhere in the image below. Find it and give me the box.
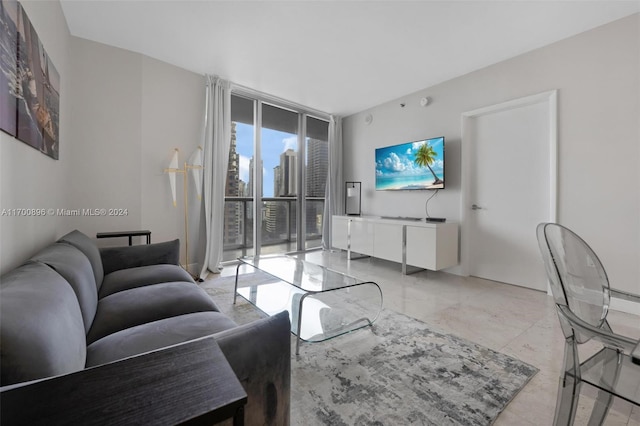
[375,136,444,190]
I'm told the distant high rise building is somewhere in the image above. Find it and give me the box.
[273,165,281,198]
[266,149,297,239]
[278,149,297,197]
[305,139,329,237]
[306,139,328,197]
[225,122,240,197]
[223,122,242,246]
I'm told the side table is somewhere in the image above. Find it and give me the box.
[0,336,247,425]
[96,230,151,246]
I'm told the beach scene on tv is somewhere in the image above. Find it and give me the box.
[375,137,444,190]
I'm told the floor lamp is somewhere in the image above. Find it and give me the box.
[164,147,204,280]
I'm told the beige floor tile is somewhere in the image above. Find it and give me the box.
[420,301,538,352]
[573,390,634,425]
[500,323,565,373]
[498,369,559,425]
[630,406,640,425]
[493,408,540,426]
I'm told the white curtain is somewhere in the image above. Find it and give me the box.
[322,115,344,250]
[200,75,231,276]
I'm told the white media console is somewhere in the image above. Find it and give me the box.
[332,215,459,274]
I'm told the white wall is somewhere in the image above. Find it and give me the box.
[66,37,143,238]
[140,55,205,271]
[67,38,204,266]
[343,14,639,297]
[0,1,71,274]
[1,28,205,275]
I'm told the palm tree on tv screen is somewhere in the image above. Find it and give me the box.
[414,143,443,185]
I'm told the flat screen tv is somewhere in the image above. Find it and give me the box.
[375,136,444,190]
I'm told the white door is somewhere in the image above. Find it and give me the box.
[462,91,557,291]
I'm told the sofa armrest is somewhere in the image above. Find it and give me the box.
[0,336,246,425]
[215,311,291,426]
[99,239,180,275]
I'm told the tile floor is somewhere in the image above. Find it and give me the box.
[215,250,640,425]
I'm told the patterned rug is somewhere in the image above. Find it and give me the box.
[203,273,538,426]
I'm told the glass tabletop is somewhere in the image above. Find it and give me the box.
[235,255,383,352]
[238,255,363,292]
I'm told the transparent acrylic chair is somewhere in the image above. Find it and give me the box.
[536,223,640,425]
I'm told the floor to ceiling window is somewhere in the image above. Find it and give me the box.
[222,95,254,260]
[261,103,299,254]
[222,92,329,261]
[305,116,329,250]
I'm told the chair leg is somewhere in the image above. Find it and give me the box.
[587,350,622,426]
[588,397,612,426]
[554,338,582,426]
[554,374,581,426]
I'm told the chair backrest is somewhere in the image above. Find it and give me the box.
[536,223,610,329]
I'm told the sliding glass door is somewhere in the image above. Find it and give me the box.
[222,93,329,261]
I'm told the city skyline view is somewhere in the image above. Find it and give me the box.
[235,122,298,198]
[222,93,330,256]
[234,121,328,198]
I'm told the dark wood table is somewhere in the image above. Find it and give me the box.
[1,336,247,425]
[97,230,151,245]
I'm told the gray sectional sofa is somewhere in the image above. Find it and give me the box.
[0,230,291,425]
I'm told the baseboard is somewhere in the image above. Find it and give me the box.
[182,262,202,279]
[610,297,640,316]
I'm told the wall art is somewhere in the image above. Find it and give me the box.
[0,0,60,159]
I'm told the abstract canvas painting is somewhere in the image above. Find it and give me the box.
[0,0,60,159]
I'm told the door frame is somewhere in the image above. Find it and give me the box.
[460,90,558,288]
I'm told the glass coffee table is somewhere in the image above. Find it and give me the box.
[234,255,383,355]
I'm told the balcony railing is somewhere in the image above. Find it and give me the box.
[222,197,324,260]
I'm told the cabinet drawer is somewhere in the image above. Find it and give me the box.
[331,217,349,250]
[406,226,437,270]
[373,223,403,263]
[350,220,374,255]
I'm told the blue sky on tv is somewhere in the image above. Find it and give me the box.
[376,137,444,177]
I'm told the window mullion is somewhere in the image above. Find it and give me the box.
[253,100,262,256]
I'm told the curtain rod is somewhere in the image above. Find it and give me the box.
[229,81,332,121]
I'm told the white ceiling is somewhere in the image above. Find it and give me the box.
[59,1,639,116]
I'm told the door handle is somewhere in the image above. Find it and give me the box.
[471,204,483,210]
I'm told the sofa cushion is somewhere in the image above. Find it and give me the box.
[100,239,181,275]
[99,264,194,298]
[58,230,104,290]
[0,262,86,386]
[86,282,220,345]
[31,243,98,332]
[85,312,238,368]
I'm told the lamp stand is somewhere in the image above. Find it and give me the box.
[164,148,204,281]
[345,181,362,216]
